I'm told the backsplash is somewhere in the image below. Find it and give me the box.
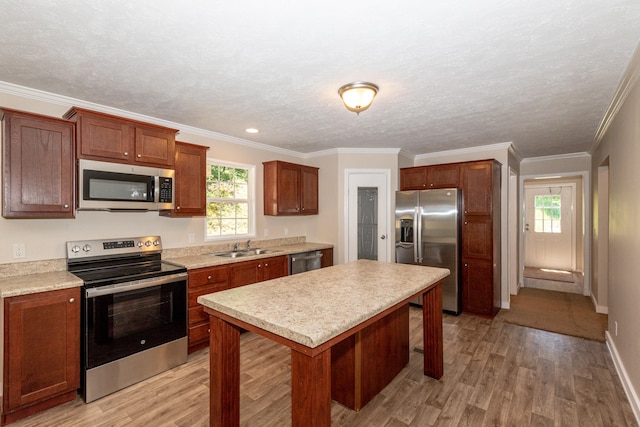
[0,236,306,279]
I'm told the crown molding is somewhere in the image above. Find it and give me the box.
[591,43,640,153]
[520,151,591,163]
[414,141,513,161]
[0,80,304,158]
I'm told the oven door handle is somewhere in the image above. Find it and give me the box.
[85,272,188,298]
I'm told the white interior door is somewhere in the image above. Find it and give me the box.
[524,185,575,270]
[346,170,390,263]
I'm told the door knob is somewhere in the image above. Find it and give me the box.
[380,235,386,240]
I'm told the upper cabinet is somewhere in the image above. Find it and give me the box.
[1,108,75,219]
[63,107,178,168]
[161,141,209,217]
[399,164,459,190]
[263,160,319,216]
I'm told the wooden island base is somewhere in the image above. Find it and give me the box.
[331,304,410,411]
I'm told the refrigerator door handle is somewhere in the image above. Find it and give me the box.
[416,206,422,263]
[413,206,419,263]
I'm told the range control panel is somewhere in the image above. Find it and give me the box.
[66,236,162,259]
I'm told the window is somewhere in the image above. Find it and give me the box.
[533,195,561,233]
[206,160,255,240]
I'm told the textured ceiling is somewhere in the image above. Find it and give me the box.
[1,1,639,158]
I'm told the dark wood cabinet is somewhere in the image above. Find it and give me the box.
[229,255,288,288]
[1,108,75,219]
[399,159,501,317]
[187,265,230,353]
[263,160,319,215]
[64,107,177,168]
[460,160,501,317]
[399,164,459,190]
[320,248,334,268]
[162,141,209,217]
[2,287,80,425]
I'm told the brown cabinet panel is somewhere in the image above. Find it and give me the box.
[399,167,428,190]
[2,108,75,218]
[262,256,288,281]
[64,107,177,168]
[462,258,495,317]
[320,248,334,268]
[187,265,229,353]
[3,288,80,423]
[461,161,493,215]
[462,216,493,260]
[230,255,288,287]
[134,126,175,167]
[428,163,460,188]
[263,160,319,216]
[163,141,208,217]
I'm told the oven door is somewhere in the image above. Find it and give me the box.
[83,273,187,370]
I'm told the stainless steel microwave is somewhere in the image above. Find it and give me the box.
[77,159,174,211]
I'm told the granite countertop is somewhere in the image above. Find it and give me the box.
[168,242,333,270]
[0,271,83,298]
[198,259,449,348]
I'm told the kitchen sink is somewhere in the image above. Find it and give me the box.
[209,248,281,258]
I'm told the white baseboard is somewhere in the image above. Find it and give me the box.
[606,331,640,424]
[591,294,609,314]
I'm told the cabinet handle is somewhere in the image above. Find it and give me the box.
[69,298,75,303]
[124,152,129,156]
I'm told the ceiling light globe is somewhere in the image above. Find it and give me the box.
[338,82,379,114]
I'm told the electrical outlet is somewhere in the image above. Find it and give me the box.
[188,233,195,243]
[13,243,25,259]
[264,228,269,237]
[284,227,289,236]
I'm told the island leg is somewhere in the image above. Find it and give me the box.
[422,281,443,379]
[210,316,241,427]
[291,348,331,427]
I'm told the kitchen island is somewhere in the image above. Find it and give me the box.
[198,259,449,426]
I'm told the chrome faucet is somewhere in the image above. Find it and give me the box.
[232,242,239,252]
[246,240,251,250]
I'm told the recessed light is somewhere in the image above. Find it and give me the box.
[245,128,259,134]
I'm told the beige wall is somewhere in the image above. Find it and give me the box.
[591,63,640,416]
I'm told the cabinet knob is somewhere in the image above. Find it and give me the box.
[258,264,262,268]
[423,184,426,187]
[207,275,212,280]
[69,298,75,303]
[464,221,468,225]
[137,154,142,158]
[64,204,69,208]
[265,263,269,267]
[176,206,181,210]
[430,183,434,187]
[207,329,210,333]
[124,152,129,156]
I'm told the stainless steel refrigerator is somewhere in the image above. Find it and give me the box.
[395,188,461,314]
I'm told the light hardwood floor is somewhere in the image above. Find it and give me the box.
[9,307,638,426]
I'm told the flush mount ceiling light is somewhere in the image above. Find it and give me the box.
[245,128,259,134]
[338,81,379,115]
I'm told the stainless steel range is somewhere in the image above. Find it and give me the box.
[66,236,188,403]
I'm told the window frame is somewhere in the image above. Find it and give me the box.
[533,194,562,234]
[204,158,256,241]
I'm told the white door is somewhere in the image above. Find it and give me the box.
[346,170,390,263]
[524,185,575,270]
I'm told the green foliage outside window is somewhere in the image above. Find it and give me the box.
[534,195,561,233]
[206,164,250,237]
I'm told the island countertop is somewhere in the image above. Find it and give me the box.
[198,259,449,348]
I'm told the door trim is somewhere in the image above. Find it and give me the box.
[343,169,391,264]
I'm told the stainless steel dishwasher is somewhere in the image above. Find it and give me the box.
[288,250,323,275]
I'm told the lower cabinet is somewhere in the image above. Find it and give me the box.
[2,288,80,425]
[187,265,230,353]
[320,248,334,268]
[462,258,496,317]
[229,256,288,288]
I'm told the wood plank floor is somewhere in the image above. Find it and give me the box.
[9,307,638,426]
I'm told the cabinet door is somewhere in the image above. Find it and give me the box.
[170,142,208,216]
[320,248,334,268]
[462,258,494,316]
[427,164,459,188]
[399,167,428,190]
[262,256,288,281]
[3,288,80,411]
[187,266,229,353]
[300,166,319,214]
[2,110,75,218]
[276,162,301,214]
[230,260,261,287]
[77,113,134,162]
[461,161,493,215]
[134,126,176,167]
[462,216,493,260]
